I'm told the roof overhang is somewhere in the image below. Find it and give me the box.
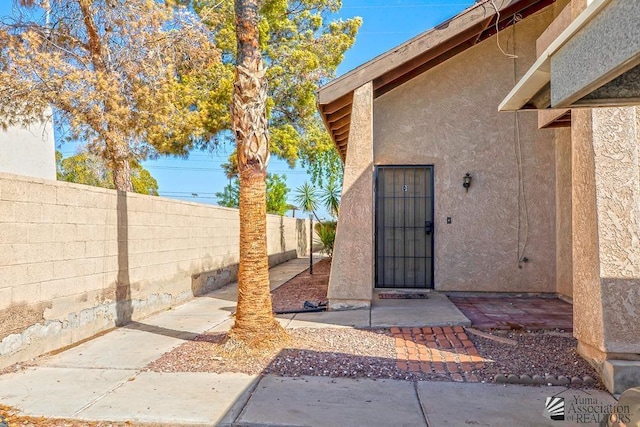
[318,0,558,160]
[500,0,640,112]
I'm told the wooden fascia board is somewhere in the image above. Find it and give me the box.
[374,39,477,97]
[321,93,353,115]
[316,0,525,106]
[375,0,554,97]
[328,114,351,130]
[474,16,495,44]
[538,108,571,129]
[335,133,349,143]
[326,104,351,123]
[372,22,488,91]
[477,0,555,42]
[318,95,352,162]
[333,125,350,138]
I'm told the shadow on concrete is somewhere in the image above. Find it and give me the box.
[116,191,132,327]
[213,345,443,426]
[123,321,199,341]
[207,335,607,425]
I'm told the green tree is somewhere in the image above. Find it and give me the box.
[266,173,289,216]
[216,180,240,208]
[216,173,289,215]
[191,0,359,184]
[57,151,159,196]
[1,0,219,191]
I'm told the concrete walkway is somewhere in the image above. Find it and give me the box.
[0,257,616,426]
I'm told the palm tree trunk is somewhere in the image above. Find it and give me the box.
[227,0,287,350]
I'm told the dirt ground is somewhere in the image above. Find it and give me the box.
[270,257,330,313]
[0,407,156,427]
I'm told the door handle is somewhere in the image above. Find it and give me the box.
[425,220,433,235]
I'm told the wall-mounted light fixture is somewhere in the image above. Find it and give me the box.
[463,173,472,192]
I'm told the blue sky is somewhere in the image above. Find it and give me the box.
[0,1,474,218]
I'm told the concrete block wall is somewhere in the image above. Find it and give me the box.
[0,173,309,369]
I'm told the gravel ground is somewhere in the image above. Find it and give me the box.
[147,262,603,388]
[468,330,600,384]
[146,328,397,377]
[146,327,603,388]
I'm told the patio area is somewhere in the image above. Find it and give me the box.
[448,296,573,331]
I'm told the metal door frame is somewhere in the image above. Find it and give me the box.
[374,165,435,289]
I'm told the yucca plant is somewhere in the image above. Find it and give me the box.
[315,221,337,257]
[295,179,341,257]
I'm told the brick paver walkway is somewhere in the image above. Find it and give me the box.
[392,326,486,382]
[448,296,573,330]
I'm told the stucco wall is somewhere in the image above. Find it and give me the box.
[0,121,56,181]
[571,109,605,352]
[0,173,309,368]
[328,83,374,309]
[555,127,573,298]
[571,107,640,393]
[373,8,557,292]
[590,107,640,355]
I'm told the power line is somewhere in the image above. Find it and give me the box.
[57,151,233,159]
[160,191,217,195]
[341,3,473,9]
[160,194,219,200]
[145,165,309,174]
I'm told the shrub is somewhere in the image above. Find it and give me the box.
[315,221,337,257]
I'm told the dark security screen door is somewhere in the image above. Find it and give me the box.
[375,166,434,288]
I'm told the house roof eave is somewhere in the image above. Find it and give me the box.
[318,0,558,160]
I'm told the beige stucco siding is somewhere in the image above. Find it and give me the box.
[555,127,572,298]
[373,9,557,293]
[571,107,640,355]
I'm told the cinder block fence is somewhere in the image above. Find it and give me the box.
[0,173,310,369]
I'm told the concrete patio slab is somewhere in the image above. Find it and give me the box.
[0,367,136,418]
[139,311,230,336]
[160,296,236,317]
[39,327,185,369]
[371,293,471,327]
[287,308,371,329]
[208,317,234,333]
[417,382,617,427]
[237,375,427,427]
[76,371,258,426]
